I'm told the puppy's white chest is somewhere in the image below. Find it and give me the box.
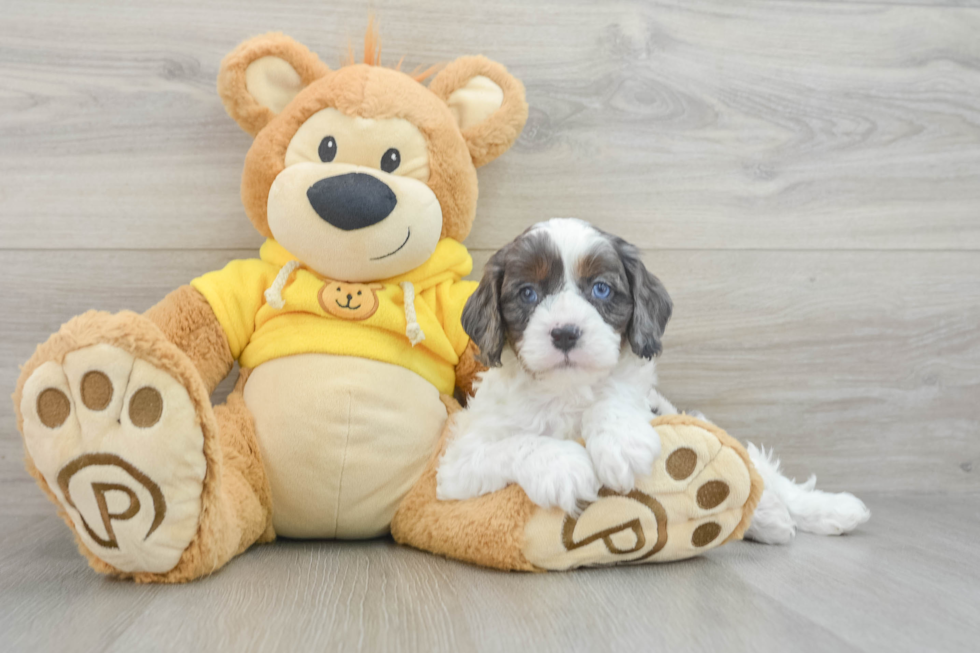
[532,391,592,441]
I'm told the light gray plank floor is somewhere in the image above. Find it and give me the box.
[0,493,977,653]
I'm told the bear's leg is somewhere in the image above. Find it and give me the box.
[392,396,539,571]
[13,311,272,582]
[392,409,764,571]
[204,371,276,561]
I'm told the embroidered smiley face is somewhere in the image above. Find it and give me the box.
[318,280,385,320]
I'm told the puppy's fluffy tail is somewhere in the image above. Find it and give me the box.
[645,391,870,542]
[746,444,871,540]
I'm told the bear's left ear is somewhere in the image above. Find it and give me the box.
[429,56,528,168]
[218,33,331,137]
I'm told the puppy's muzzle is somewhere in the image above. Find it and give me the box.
[306,173,397,231]
[551,325,581,352]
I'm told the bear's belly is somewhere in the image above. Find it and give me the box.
[243,354,448,539]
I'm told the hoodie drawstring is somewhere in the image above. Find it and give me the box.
[400,281,425,346]
[264,260,302,309]
[265,262,425,347]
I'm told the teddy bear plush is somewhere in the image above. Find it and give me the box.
[13,27,762,582]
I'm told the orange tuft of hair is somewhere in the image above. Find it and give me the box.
[342,16,442,83]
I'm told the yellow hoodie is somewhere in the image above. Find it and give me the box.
[191,239,477,395]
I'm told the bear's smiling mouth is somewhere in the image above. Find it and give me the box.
[370,228,411,261]
[335,299,362,310]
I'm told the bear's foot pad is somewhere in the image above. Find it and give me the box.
[523,416,760,570]
[21,343,206,573]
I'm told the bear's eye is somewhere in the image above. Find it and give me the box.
[381,148,400,173]
[319,136,337,163]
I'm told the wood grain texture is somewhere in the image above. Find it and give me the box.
[0,494,978,653]
[1,0,979,650]
[0,0,979,250]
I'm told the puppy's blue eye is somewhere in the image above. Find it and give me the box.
[592,282,612,300]
[519,287,538,303]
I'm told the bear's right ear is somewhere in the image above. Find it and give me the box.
[218,33,330,137]
[428,56,528,168]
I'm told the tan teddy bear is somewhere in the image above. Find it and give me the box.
[12,26,761,582]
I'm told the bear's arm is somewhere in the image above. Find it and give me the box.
[144,285,235,394]
[454,340,485,401]
[442,279,484,402]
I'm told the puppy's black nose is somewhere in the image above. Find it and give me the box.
[306,173,397,231]
[551,325,581,352]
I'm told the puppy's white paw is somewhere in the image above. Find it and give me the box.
[648,389,678,416]
[745,488,796,545]
[436,452,508,502]
[586,419,661,494]
[514,442,600,515]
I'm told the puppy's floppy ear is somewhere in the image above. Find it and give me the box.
[429,56,528,168]
[461,251,508,367]
[218,33,330,136]
[615,239,672,359]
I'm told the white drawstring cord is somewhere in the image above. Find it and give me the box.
[266,264,425,347]
[264,260,302,309]
[400,281,425,346]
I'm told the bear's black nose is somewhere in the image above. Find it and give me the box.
[306,173,397,231]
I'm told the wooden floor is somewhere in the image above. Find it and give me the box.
[1,494,979,652]
[1,0,978,651]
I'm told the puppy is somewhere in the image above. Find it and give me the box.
[436,218,670,514]
[437,217,871,544]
